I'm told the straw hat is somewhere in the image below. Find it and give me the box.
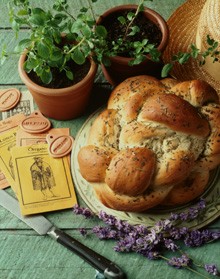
[163,0,220,94]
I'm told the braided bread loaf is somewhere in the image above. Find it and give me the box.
[78,75,220,212]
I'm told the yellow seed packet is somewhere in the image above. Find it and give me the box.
[0,114,25,189]
[16,127,71,165]
[0,127,19,193]
[11,143,77,215]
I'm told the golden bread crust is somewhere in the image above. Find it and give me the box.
[78,75,220,212]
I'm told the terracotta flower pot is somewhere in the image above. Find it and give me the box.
[18,53,98,120]
[98,5,169,86]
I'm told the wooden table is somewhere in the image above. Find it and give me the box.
[0,1,220,278]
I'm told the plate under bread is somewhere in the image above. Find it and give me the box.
[71,107,220,230]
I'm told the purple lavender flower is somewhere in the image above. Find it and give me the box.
[146,251,159,260]
[167,254,191,269]
[92,226,117,239]
[134,224,149,235]
[155,219,173,232]
[98,211,117,225]
[211,231,220,240]
[145,229,163,245]
[73,205,94,218]
[179,212,189,221]
[188,207,199,220]
[184,230,203,247]
[169,212,179,221]
[168,199,207,223]
[184,229,214,247]
[204,264,219,276]
[164,239,179,251]
[114,237,135,252]
[197,199,206,210]
[170,227,189,240]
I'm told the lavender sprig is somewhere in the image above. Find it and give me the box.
[72,200,220,278]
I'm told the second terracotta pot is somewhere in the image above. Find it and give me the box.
[18,53,98,121]
[99,5,169,86]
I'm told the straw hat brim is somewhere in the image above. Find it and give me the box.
[163,0,220,94]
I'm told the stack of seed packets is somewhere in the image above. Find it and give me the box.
[0,88,35,188]
[0,114,26,189]
[0,110,77,215]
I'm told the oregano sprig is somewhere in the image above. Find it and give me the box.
[161,35,220,78]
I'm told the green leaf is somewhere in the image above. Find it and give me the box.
[37,41,50,59]
[95,25,107,38]
[117,16,126,25]
[50,49,63,61]
[81,25,91,38]
[161,63,173,78]
[80,7,88,13]
[129,54,146,65]
[29,14,45,25]
[129,26,140,36]
[23,57,39,72]
[71,20,84,33]
[32,8,45,15]
[66,70,73,80]
[138,3,145,12]
[178,53,191,64]
[40,68,52,84]
[101,56,111,66]
[206,35,214,46]
[20,38,32,47]
[71,48,86,65]
[17,9,28,16]
[127,12,135,21]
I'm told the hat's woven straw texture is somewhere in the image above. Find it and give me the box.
[163,0,220,94]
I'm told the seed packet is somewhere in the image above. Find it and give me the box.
[0,114,25,189]
[16,127,72,164]
[10,143,77,215]
[0,127,19,193]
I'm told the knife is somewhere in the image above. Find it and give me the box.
[0,190,126,279]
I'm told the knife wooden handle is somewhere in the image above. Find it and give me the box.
[47,227,126,279]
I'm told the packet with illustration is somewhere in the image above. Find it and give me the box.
[11,143,77,215]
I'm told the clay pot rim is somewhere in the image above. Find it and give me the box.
[97,4,169,63]
[18,52,98,97]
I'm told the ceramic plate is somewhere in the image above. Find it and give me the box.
[71,107,220,230]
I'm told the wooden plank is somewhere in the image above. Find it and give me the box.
[0,230,220,279]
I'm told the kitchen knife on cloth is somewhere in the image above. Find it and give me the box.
[0,190,126,279]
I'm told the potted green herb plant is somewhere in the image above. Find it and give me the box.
[4,0,107,120]
[97,1,169,86]
[3,0,174,118]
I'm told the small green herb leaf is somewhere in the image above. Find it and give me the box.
[41,68,53,84]
[161,63,173,78]
[29,14,45,26]
[71,48,86,65]
[127,12,135,21]
[95,25,107,38]
[117,16,126,25]
[66,70,73,80]
[129,26,140,36]
[37,42,50,59]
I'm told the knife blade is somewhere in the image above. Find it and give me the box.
[0,190,126,279]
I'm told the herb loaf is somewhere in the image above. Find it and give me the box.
[78,75,220,212]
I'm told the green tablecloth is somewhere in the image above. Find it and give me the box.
[0,1,219,278]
